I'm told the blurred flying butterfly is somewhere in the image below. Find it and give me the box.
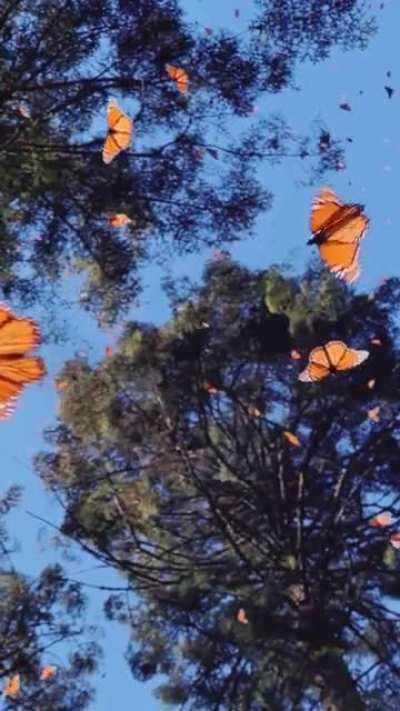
[369,513,392,527]
[385,86,394,98]
[108,213,133,228]
[308,187,369,283]
[0,305,45,419]
[237,608,248,624]
[40,666,57,681]
[3,674,20,697]
[165,65,189,94]
[283,430,301,447]
[298,341,369,382]
[102,98,133,165]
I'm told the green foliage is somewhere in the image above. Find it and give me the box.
[34,260,400,708]
[0,0,374,324]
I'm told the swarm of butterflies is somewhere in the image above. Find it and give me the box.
[9,62,400,641]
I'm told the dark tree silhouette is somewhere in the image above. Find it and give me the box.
[251,0,376,85]
[0,0,375,325]
[35,259,400,709]
[0,486,100,710]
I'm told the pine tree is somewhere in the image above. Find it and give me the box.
[35,261,400,709]
[0,486,99,710]
[0,0,375,324]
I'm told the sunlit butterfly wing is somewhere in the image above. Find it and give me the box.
[0,306,45,419]
[166,64,189,94]
[40,665,57,681]
[369,513,392,527]
[3,674,20,697]
[310,188,343,233]
[298,345,331,382]
[102,99,132,165]
[329,344,369,371]
[108,213,133,227]
[323,213,369,244]
[283,430,301,446]
[319,239,361,283]
[237,608,248,624]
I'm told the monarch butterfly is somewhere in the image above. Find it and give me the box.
[102,98,133,165]
[369,513,392,527]
[237,608,248,624]
[298,341,369,382]
[3,674,20,697]
[108,213,133,228]
[40,666,57,681]
[0,306,45,419]
[165,64,189,94]
[308,188,369,283]
[283,430,301,447]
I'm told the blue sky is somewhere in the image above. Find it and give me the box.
[1,0,399,708]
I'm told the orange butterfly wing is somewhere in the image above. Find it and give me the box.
[40,665,57,681]
[324,342,369,371]
[283,430,301,446]
[108,213,132,228]
[3,674,20,697]
[102,99,133,165]
[0,306,45,419]
[166,64,189,94]
[310,188,343,233]
[237,608,249,624]
[369,513,391,527]
[298,345,331,382]
[318,241,360,280]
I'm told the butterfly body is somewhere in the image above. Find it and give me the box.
[308,188,369,283]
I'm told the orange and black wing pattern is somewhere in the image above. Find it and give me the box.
[166,64,189,94]
[298,340,369,382]
[309,188,369,283]
[102,98,133,165]
[0,305,45,419]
